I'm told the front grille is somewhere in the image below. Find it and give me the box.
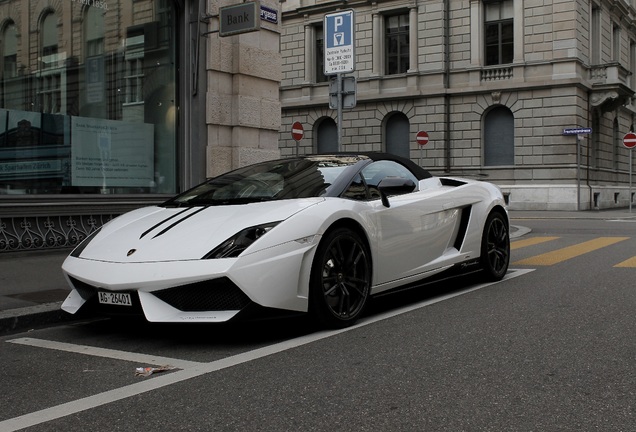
[69,276,98,300]
[153,277,252,312]
[67,276,143,316]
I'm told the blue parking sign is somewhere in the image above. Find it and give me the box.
[324,10,355,74]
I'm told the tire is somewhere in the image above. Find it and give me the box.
[309,227,371,328]
[480,211,510,281]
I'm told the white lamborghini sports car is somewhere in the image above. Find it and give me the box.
[61,153,510,328]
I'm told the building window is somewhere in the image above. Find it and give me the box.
[1,22,18,110]
[484,106,514,166]
[2,22,17,80]
[315,25,327,83]
[385,112,410,158]
[0,1,179,196]
[613,118,619,170]
[316,117,337,153]
[41,13,58,59]
[85,7,105,57]
[38,13,62,114]
[484,0,513,66]
[591,6,601,64]
[385,14,409,75]
[613,23,620,63]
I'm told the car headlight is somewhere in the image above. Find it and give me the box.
[70,227,102,258]
[203,222,280,259]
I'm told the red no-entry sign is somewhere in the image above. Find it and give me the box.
[623,132,636,149]
[416,131,429,146]
[291,122,304,141]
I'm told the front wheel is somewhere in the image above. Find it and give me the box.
[309,228,371,329]
[480,211,510,281]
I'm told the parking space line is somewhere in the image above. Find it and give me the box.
[7,337,204,369]
[1,268,532,432]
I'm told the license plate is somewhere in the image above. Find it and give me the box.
[98,291,132,306]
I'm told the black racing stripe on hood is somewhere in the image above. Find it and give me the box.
[151,206,210,239]
[140,207,196,239]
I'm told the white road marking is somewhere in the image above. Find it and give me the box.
[8,338,204,369]
[1,269,531,432]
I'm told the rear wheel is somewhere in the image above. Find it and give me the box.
[480,211,510,281]
[309,228,371,328]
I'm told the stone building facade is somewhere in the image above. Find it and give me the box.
[279,0,636,210]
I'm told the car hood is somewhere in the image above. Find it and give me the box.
[74,198,323,263]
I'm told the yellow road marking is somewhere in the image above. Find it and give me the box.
[511,236,560,250]
[513,237,629,266]
[615,256,636,268]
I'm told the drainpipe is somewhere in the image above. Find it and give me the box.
[443,0,451,173]
[587,93,593,210]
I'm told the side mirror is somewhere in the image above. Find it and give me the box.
[377,177,416,207]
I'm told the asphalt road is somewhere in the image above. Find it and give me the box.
[2,214,636,431]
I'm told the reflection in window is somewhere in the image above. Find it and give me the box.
[1,22,18,110]
[85,8,104,57]
[2,22,17,80]
[484,0,513,66]
[41,13,58,59]
[385,14,409,75]
[0,1,178,196]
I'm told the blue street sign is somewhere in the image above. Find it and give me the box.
[563,128,592,135]
[324,10,355,75]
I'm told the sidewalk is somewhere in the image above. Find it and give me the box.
[1,208,635,334]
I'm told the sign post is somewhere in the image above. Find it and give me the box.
[563,128,592,211]
[324,10,355,152]
[291,121,304,156]
[416,131,429,166]
[623,132,636,213]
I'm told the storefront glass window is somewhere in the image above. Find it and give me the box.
[0,0,178,195]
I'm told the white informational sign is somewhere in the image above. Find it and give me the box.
[71,116,154,188]
[324,10,355,75]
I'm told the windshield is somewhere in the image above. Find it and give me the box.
[163,156,366,207]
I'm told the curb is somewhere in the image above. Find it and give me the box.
[0,302,77,335]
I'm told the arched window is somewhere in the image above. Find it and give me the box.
[41,13,58,58]
[385,112,410,158]
[38,12,62,113]
[316,117,337,153]
[2,22,17,79]
[85,8,105,57]
[484,106,514,166]
[1,21,18,108]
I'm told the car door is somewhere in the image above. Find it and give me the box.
[360,161,465,285]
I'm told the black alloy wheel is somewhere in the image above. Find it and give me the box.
[480,211,510,281]
[309,227,371,328]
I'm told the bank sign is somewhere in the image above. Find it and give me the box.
[219,1,260,37]
[324,10,355,75]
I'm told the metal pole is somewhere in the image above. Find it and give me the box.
[630,150,633,213]
[577,135,581,211]
[337,73,343,151]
